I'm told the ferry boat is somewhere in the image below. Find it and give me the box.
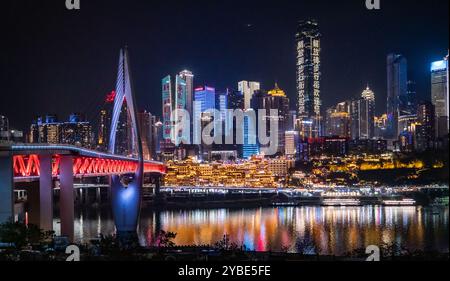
[382,198,416,206]
[322,198,361,206]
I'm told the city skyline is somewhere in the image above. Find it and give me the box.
[2,0,449,132]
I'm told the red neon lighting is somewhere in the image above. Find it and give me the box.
[106,91,116,103]
[12,155,166,178]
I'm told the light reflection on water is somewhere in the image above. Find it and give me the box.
[54,206,449,255]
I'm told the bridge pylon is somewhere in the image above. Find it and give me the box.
[108,47,144,234]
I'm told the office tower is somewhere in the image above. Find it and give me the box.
[415,101,435,151]
[296,19,322,138]
[153,120,163,159]
[285,131,299,157]
[216,90,228,121]
[242,114,259,159]
[351,87,375,139]
[400,80,418,116]
[174,75,187,145]
[286,110,297,131]
[386,53,408,139]
[238,81,260,110]
[43,115,61,144]
[61,114,93,148]
[179,70,194,118]
[227,89,244,110]
[29,114,93,148]
[114,102,133,156]
[193,86,216,148]
[138,111,152,160]
[325,101,351,138]
[374,114,388,139]
[162,75,173,142]
[431,58,449,138]
[97,90,115,150]
[265,83,290,155]
[0,115,8,141]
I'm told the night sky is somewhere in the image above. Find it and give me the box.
[1,0,449,132]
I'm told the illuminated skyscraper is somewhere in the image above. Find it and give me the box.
[351,87,375,140]
[193,86,216,145]
[242,114,259,159]
[179,70,194,117]
[296,19,321,138]
[162,74,188,145]
[415,101,435,151]
[325,101,351,138]
[431,58,449,138]
[162,75,173,142]
[238,81,260,110]
[386,53,407,139]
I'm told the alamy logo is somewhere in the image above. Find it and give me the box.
[365,0,380,10]
[66,0,80,10]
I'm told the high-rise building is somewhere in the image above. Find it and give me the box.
[30,114,93,148]
[238,81,260,110]
[138,111,153,160]
[415,101,435,151]
[61,114,93,148]
[265,84,290,155]
[97,90,115,151]
[386,53,408,139]
[242,114,259,159]
[296,19,322,138]
[431,58,449,138]
[325,101,351,138]
[374,114,388,139]
[351,87,375,140]
[194,86,216,146]
[179,70,194,118]
[0,115,9,141]
[399,80,418,116]
[162,75,173,142]
[285,131,299,157]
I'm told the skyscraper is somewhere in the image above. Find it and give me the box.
[415,101,435,151]
[193,86,216,144]
[296,19,321,138]
[386,53,408,139]
[325,101,351,138]
[162,75,173,142]
[431,58,449,138]
[238,81,260,110]
[138,111,152,160]
[179,70,194,118]
[0,115,9,142]
[351,87,375,140]
[242,114,259,159]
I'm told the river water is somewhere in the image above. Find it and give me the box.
[52,204,449,255]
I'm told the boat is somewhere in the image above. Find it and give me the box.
[322,198,361,206]
[382,198,416,206]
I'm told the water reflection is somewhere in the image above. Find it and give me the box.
[54,206,449,255]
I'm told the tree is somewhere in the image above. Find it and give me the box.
[0,222,54,249]
[154,230,177,248]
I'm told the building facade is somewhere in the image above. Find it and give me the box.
[386,53,408,139]
[296,19,322,138]
[431,59,449,138]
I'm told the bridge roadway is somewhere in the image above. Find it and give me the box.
[0,143,166,241]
